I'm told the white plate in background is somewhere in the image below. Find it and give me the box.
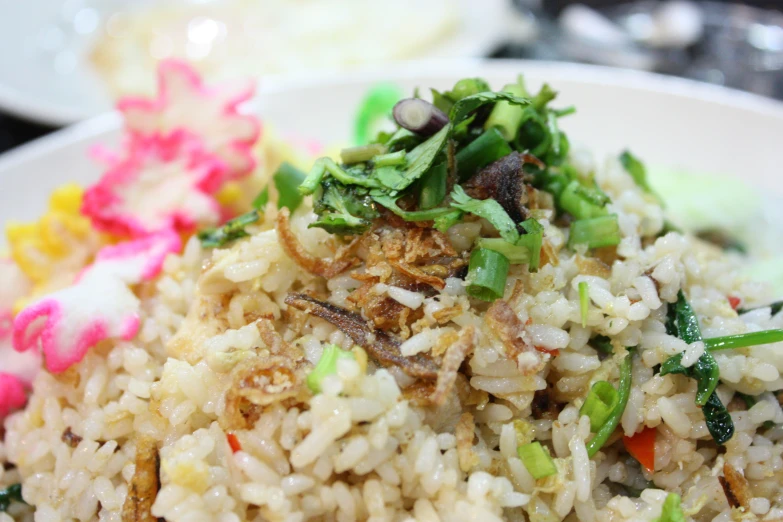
[0,0,514,126]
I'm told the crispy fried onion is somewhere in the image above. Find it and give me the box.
[122,436,160,522]
[222,319,307,430]
[285,293,439,380]
[485,300,549,374]
[719,462,752,510]
[276,207,358,278]
[430,325,475,406]
[456,412,479,472]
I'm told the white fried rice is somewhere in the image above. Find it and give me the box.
[2,151,783,522]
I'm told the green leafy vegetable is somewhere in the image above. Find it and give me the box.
[353,82,402,145]
[660,291,718,406]
[586,349,633,457]
[579,281,589,327]
[659,291,734,444]
[451,90,530,127]
[299,157,382,195]
[581,380,620,432]
[198,210,262,248]
[373,194,456,222]
[465,248,510,302]
[311,181,378,235]
[0,483,24,512]
[376,124,450,191]
[568,215,622,249]
[455,128,513,182]
[705,329,783,351]
[273,162,307,212]
[418,162,447,210]
[307,344,356,393]
[517,442,558,479]
[654,493,686,522]
[450,185,519,243]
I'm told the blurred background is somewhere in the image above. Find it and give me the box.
[2,0,783,154]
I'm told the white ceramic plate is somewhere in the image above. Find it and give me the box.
[0,0,512,125]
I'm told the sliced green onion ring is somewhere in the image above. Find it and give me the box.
[569,215,622,249]
[306,345,356,393]
[517,442,557,479]
[580,380,619,432]
[466,248,510,302]
[579,281,589,327]
[586,350,634,457]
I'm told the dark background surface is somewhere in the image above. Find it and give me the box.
[1,0,783,155]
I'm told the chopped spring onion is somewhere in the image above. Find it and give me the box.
[586,350,633,457]
[653,493,685,522]
[517,442,557,479]
[560,180,609,220]
[273,162,307,212]
[580,380,619,432]
[579,281,589,327]
[474,218,543,270]
[705,329,783,351]
[619,150,663,204]
[252,186,269,209]
[0,483,24,512]
[484,81,527,141]
[307,344,356,393]
[353,82,402,145]
[455,128,513,182]
[374,150,407,168]
[448,78,491,101]
[466,248,510,302]
[568,215,622,249]
[340,143,387,164]
[418,163,447,210]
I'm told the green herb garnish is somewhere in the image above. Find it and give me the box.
[0,484,24,512]
[653,493,685,522]
[307,344,355,393]
[198,210,261,248]
[581,380,620,432]
[568,215,622,249]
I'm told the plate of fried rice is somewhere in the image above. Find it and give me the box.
[2,60,783,522]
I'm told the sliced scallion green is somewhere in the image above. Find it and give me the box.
[252,186,269,209]
[455,128,512,181]
[307,345,355,393]
[474,218,543,270]
[273,162,307,212]
[374,150,407,168]
[705,329,783,351]
[586,350,633,457]
[340,143,386,164]
[484,81,527,141]
[466,248,510,302]
[569,215,622,249]
[517,442,557,479]
[579,281,589,327]
[580,380,619,432]
[560,180,609,220]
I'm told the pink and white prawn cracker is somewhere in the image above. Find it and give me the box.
[82,134,225,237]
[13,231,181,374]
[118,59,260,177]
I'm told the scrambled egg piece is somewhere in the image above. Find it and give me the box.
[6,184,106,308]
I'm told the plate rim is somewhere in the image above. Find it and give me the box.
[2,58,783,170]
